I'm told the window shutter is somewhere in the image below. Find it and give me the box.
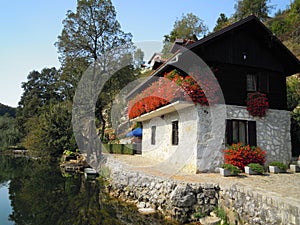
[248,121,257,146]
[226,120,233,145]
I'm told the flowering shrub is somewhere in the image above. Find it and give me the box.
[128,69,219,119]
[247,92,269,117]
[224,143,266,170]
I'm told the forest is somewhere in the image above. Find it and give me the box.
[0,0,299,157]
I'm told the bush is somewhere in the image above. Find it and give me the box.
[222,164,241,175]
[102,144,135,155]
[247,163,264,174]
[224,143,266,170]
[269,161,287,170]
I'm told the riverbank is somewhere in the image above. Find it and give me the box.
[101,154,300,225]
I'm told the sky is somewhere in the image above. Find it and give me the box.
[0,0,291,107]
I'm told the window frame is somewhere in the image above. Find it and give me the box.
[246,74,258,92]
[226,119,257,146]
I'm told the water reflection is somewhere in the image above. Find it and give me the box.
[0,155,176,225]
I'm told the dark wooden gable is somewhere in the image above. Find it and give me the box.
[187,16,300,110]
[127,16,300,110]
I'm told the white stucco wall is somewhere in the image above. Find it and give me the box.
[142,105,199,173]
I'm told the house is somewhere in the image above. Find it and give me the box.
[147,53,166,70]
[127,16,300,173]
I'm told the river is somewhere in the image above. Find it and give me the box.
[0,155,177,225]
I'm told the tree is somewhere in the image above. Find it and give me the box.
[213,13,230,32]
[287,75,300,157]
[56,0,134,142]
[22,102,77,157]
[16,67,62,136]
[56,0,132,64]
[162,13,208,57]
[0,114,21,149]
[233,0,272,22]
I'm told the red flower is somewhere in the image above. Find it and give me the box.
[247,92,269,117]
[224,143,266,170]
[128,69,220,119]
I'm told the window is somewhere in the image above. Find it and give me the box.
[172,121,179,145]
[247,74,257,91]
[151,126,156,145]
[226,120,256,146]
[247,73,269,93]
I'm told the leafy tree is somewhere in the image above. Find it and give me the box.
[213,13,230,32]
[233,0,272,22]
[0,103,16,117]
[22,102,76,157]
[17,67,62,136]
[56,0,134,141]
[0,115,21,149]
[162,13,208,57]
[287,75,300,157]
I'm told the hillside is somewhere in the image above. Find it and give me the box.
[0,103,16,117]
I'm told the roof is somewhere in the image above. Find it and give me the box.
[127,15,300,99]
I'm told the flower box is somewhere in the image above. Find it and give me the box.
[244,166,259,175]
[269,166,286,174]
[290,164,300,173]
[219,168,231,177]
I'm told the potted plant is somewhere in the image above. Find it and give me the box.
[298,155,300,166]
[245,163,264,175]
[220,164,241,177]
[269,161,287,173]
[290,162,300,173]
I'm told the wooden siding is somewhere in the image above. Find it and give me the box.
[213,64,287,110]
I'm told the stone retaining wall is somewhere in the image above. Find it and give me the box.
[104,156,219,223]
[103,156,300,224]
[219,185,300,225]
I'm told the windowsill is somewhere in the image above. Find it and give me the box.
[130,101,194,122]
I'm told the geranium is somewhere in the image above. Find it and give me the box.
[224,143,266,170]
[128,69,220,119]
[247,92,269,117]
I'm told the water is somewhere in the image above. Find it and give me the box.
[0,155,176,225]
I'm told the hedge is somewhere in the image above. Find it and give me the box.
[102,144,135,155]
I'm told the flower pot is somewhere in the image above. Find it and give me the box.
[290,164,300,173]
[297,160,300,166]
[269,166,286,174]
[244,166,259,175]
[219,168,231,177]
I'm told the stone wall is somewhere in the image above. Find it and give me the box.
[103,155,300,225]
[226,105,292,164]
[104,156,219,223]
[219,184,300,225]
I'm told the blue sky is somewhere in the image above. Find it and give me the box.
[0,0,291,107]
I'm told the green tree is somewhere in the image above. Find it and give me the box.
[56,0,134,141]
[23,102,76,157]
[287,75,300,157]
[17,67,62,136]
[0,114,21,149]
[162,13,208,57]
[213,13,230,32]
[233,0,272,22]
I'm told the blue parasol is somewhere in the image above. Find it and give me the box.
[126,127,142,137]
